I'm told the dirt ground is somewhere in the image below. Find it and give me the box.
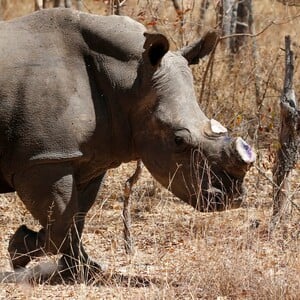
[0,158,299,299]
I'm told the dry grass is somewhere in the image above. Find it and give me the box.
[0,0,300,299]
[1,162,299,299]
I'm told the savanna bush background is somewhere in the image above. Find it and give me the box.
[0,0,299,299]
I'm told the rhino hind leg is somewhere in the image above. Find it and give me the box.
[9,163,104,282]
[5,239,101,284]
[8,225,45,269]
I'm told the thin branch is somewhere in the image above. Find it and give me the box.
[81,0,93,13]
[260,52,281,111]
[255,166,300,213]
[199,37,220,104]
[220,13,300,40]
[255,165,278,187]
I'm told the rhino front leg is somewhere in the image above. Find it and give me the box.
[58,174,105,280]
[9,163,103,281]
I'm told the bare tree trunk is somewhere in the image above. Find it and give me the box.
[171,0,184,47]
[54,0,64,7]
[218,0,234,49]
[248,1,261,107]
[113,0,127,15]
[234,0,251,52]
[271,35,300,230]
[65,0,72,8]
[106,0,127,15]
[218,0,252,53]
[76,0,83,11]
[247,1,262,176]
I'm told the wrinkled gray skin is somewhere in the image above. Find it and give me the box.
[0,8,255,282]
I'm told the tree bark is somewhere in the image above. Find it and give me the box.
[218,0,252,53]
[271,35,300,229]
[171,0,184,47]
[54,0,64,7]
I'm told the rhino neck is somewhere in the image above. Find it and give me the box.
[78,53,137,169]
[105,95,138,164]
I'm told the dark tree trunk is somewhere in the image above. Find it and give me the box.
[218,0,252,53]
[54,0,64,7]
[234,0,252,52]
[171,0,184,46]
[271,36,300,229]
[105,0,127,15]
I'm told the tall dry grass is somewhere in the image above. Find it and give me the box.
[0,0,299,299]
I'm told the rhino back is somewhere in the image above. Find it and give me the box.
[0,8,149,187]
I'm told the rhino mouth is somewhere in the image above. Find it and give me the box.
[181,147,247,212]
[200,178,245,212]
[182,134,254,212]
[187,171,245,212]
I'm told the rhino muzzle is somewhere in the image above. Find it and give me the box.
[175,135,256,212]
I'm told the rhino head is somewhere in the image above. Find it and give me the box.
[133,30,255,212]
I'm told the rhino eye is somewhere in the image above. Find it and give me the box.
[175,136,184,146]
[174,129,191,152]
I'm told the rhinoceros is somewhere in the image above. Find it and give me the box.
[0,8,255,282]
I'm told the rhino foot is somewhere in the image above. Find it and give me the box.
[7,225,104,283]
[56,254,104,283]
[8,225,45,270]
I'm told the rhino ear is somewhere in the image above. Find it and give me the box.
[143,32,169,67]
[180,30,219,65]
